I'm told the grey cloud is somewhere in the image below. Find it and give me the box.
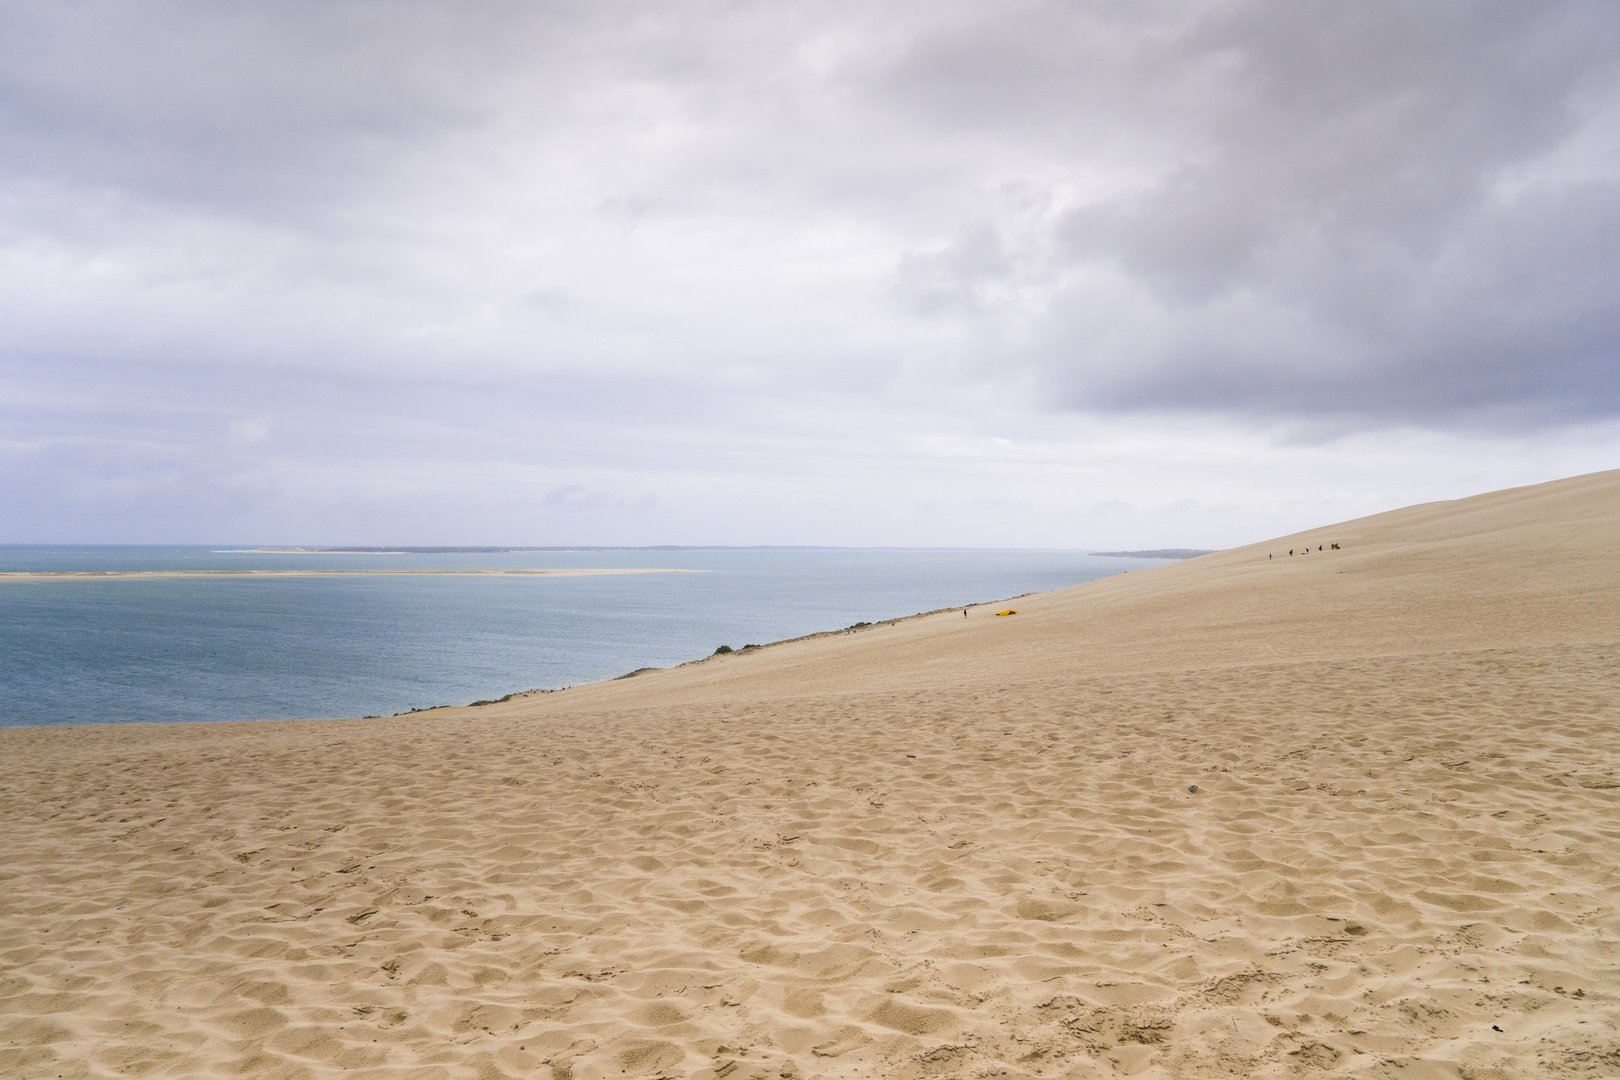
[0,4,462,213]
[541,484,625,512]
[892,226,1013,315]
[4,0,1620,546]
[1074,3,1607,298]
[1017,1,1620,426]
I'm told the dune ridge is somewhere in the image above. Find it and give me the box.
[2,470,1618,1079]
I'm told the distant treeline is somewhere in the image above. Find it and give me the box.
[255,545,866,553]
[256,546,703,553]
[1091,549,1216,560]
[253,544,1131,553]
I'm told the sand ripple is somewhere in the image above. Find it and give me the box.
[3,643,1617,1079]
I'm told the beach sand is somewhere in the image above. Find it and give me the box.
[2,470,1617,1079]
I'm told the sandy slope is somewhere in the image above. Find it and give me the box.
[2,470,1617,1080]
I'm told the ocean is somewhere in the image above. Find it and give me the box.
[0,546,1156,726]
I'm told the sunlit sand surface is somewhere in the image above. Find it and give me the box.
[3,470,1617,1079]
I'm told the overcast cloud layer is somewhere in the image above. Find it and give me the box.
[3,1,1618,545]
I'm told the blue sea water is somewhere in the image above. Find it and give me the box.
[0,546,1156,726]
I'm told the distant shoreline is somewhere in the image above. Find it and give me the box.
[1090,548,1216,560]
[0,568,700,580]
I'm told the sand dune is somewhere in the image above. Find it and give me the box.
[3,470,1618,1079]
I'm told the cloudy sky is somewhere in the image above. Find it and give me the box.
[3,0,1618,547]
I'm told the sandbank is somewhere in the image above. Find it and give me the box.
[0,568,697,580]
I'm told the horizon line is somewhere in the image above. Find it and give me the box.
[0,542,1210,555]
